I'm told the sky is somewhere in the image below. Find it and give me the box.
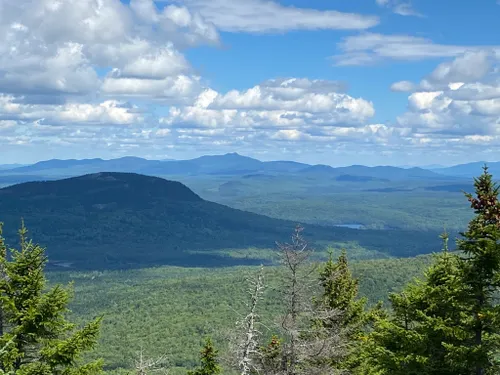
[0,0,500,166]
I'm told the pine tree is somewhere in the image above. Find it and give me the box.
[365,166,500,375]
[448,165,500,374]
[315,250,370,373]
[317,249,367,335]
[0,221,103,375]
[187,338,221,375]
[365,233,465,375]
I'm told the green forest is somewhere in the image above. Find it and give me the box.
[1,167,500,375]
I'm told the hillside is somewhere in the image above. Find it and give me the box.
[0,173,444,270]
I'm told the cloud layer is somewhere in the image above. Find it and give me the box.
[163,0,379,33]
[333,33,500,66]
[0,0,499,165]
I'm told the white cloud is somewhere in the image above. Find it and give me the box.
[390,51,498,94]
[376,0,423,17]
[161,78,375,131]
[0,0,217,102]
[426,50,493,84]
[102,75,201,100]
[117,45,191,79]
[1,0,499,165]
[333,33,500,66]
[0,95,144,126]
[395,53,500,138]
[161,0,378,33]
[52,101,144,125]
[391,81,416,92]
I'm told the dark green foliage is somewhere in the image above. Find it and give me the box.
[187,339,221,375]
[364,235,464,375]
[0,222,102,375]
[315,250,371,373]
[365,166,500,375]
[40,254,430,374]
[317,250,367,333]
[451,166,500,374]
[0,173,446,270]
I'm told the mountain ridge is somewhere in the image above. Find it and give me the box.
[0,153,466,181]
[0,172,444,270]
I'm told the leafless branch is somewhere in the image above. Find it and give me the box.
[227,266,266,375]
[133,347,169,375]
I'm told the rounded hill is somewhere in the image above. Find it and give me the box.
[0,172,202,206]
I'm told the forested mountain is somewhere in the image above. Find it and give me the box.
[0,172,444,270]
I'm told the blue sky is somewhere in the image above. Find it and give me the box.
[0,0,499,166]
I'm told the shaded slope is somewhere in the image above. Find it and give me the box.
[0,173,445,269]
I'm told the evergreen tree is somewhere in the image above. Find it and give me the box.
[450,166,500,374]
[0,221,103,375]
[315,250,369,372]
[315,250,382,374]
[187,338,221,375]
[365,233,465,375]
[365,166,500,375]
[317,249,367,334]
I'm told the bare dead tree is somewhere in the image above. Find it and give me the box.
[270,225,347,375]
[229,265,266,375]
[133,347,169,375]
[276,224,316,375]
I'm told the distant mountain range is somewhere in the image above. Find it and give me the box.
[431,161,500,178]
[0,172,443,269]
[0,164,27,170]
[0,153,478,181]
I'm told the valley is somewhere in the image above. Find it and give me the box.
[50,255,433,374]
[0,154,493,374]
[2,3,499,373]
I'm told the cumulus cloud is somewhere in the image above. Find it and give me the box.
[425,50,493,85]
[102,75,201,101]
[333,33,500,66]
[395,53,500,139]
[0,0,217,103]
[0,95,144,126]
[162,0,379,33]
[116,45,191,79]
[2,0,498,165]
[390,51,499,93]
[161,78,375,132]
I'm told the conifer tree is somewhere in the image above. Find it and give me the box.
[317,250,367,336]
[365,233,464,375]
[188,338,221,375]
[365,166,500,375]
[450,165,500,374]
[315,250,370,373]
[0,221,103,375]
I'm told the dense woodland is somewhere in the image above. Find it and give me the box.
[0,172,452,270]
[1,167,500,374]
